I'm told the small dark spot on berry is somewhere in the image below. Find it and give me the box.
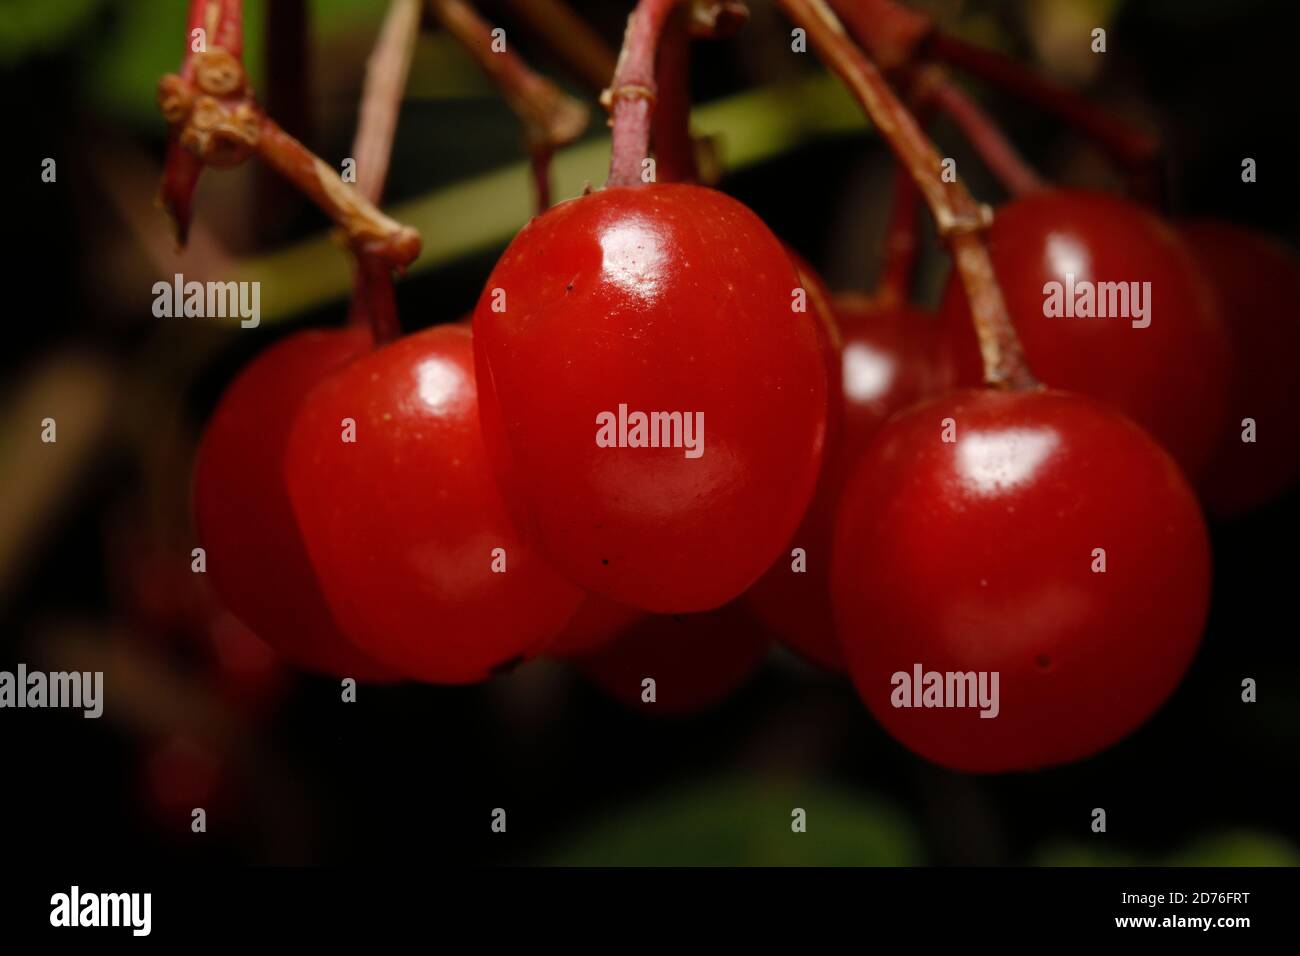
[566,282,574,292]
[490,655,526,675]
[600,558,609,566]
[1036,654,1052,670]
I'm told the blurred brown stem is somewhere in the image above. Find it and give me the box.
[428,0,589,211]
[828,0,1163,202]
[497,0,619,93]
[913,66,1046,198]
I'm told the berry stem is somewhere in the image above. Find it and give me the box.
[184,0,245,71]
[253,118,421,271]
[160,0,247,242]
[777,0,1036,390]
[605,0,683,187]
[497,0,619,94]
[159,136,205,246]
[346,0,423,342]
[828,0,1163,202]
[927,32,1162,201]
[157,2,422,270]
[876,160,920,306]
[354,0,421,206]
[651,6,700,184]
[914,68,1046,198]
[428,0,589,211]
[606,1,747,188]
[352,255,402,344]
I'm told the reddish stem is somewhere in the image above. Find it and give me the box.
[927,32,1162,199]
[184,0,244,73]
[346,0,422,342]
[651,6,699,183]
[350,256,401,344]
[921,72,1046,197]
[530,148,554,213]
[159,136,204,246]
[605,0,683,187]
[163,0,246,242]
[876,160,921,305]
[777,0,1036,390]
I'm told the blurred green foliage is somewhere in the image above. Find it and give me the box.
[541,776,924,866]
[1035,831,1300,867]
[0,0,103,66]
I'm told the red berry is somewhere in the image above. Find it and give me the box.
[937,190,1230,477]
[832,388,1210,772]
[193,328,395,680]
[1178,220,1300,514]
[545,591,644,657]
[472,183,829,613]
[747,295,935,670]
[785,248,845,442]
[575,602,769,715]
[284,323,584,683]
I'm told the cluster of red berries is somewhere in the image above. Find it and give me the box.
[188,5,1300,776]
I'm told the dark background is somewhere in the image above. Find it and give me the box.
[0,0,1296,865]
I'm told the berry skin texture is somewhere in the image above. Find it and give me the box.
[575,602,769,715]
[832,388,1211,773]
[937,190,1230,478]
[1179,220,1300,515]
[747,296,935,671]
[472,183,828,613]
[284,324,585,684]
[192,328,396,681]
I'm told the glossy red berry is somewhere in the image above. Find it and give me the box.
[284,323,585,684]
[575,602,769,715]
[472,183,829,613]
[747,295,935,670]
[832,388,1210,772]
[1178,220,1300,514]
[937,190,1230,478]
[193,328,395,680]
